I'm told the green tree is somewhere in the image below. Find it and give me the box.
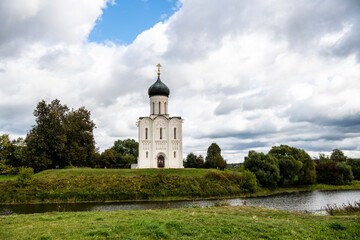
[25,99,96,171]
[330,149,347,162]
[346,158,360,180]
[184,153,204,168]
[269,145,316,185]
[111,139,138,157]
[62,107,96,167]
[244,150,280,188]
[205,143,226,170]
[100,149,116,168]
[25,100,68,171]
[316,155,354,185]
[0,135,26,174]
[269,145,303,185]
[111,139,138,168]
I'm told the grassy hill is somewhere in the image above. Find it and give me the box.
[1,168,359,204]
[34,167,221,178]
[0,168,251,203]
[0,168,227,183]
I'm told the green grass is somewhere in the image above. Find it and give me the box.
[0,175,16,182]
[1,206,359,239]
[0,168,226,183]
[34,167,223,178]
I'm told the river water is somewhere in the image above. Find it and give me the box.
[0,190,359,215]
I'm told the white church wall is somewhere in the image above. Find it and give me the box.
[150,95,169,116]
[135,70,183,169]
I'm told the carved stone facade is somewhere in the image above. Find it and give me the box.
[133,67,183,169]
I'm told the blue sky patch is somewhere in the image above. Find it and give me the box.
[89,0,180,45]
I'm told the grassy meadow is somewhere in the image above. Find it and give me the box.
[1,205,359,240]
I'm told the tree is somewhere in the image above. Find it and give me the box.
[330,149,347,162]
[111,139,138,157]
[111,139,138,168]
[184,153,204,168]
[205,143,226,170]
[278,156,303,185]
[316,154,354,185]
[0,134,25,171]
[244,150,280,188]
[62,107,96,167]
[269,145,316,185]
[100,149,116,168]
[25,99,96,171]
[269,145,303,185]
[346,158,360,180]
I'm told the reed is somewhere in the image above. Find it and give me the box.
[325,201,360,215]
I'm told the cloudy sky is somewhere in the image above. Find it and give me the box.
[1,0,360,163]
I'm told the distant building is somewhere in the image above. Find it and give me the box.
[133,64,183,169]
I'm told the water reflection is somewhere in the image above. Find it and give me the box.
[0,190,359,215]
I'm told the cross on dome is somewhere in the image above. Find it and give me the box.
[157,63,162,76]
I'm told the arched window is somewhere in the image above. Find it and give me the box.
[174,151,176,158]
[160,128,162,139]
[146,152,148,158]
[152,102,155,114]
[159,102,161,114]
[145,128,148,140]
[174,128,176,139]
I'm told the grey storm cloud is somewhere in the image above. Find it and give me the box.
[287,101,360,129]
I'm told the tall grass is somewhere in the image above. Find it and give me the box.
[325,201,360,215]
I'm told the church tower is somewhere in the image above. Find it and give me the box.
[134,64,183,169]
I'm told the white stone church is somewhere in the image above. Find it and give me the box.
[132,65,183,169]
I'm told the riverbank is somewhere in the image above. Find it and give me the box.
[1,168,360,203]
[1,205,359,239]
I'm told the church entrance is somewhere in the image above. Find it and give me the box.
[157,155,165,168]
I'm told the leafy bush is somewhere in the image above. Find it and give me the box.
[184,153,204,168]
[239,170,257,193]
[205,171,227,180]
[0,160,17,175]
[15,167,34,187]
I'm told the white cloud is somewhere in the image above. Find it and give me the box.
[1,0,360,163]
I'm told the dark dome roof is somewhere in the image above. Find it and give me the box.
[148,76,170,97]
